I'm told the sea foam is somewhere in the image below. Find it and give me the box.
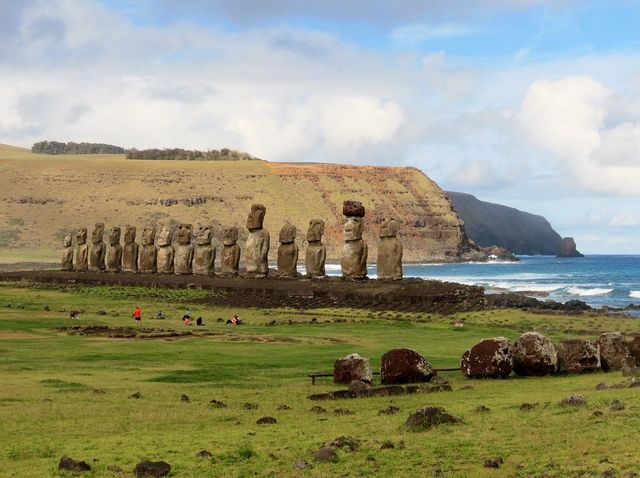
[630,291,640,299]
[566,287,614,297]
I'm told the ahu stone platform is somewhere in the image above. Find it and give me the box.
[0,270,486,314]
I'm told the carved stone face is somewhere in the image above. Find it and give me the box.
[142,227,156,246]
[157,226,173,247]
[246,204,266,231]
[344,216,364,241]
[306,219,325,242]
[76,227,87,245]
[279,223,296,244]
[177,225,192,245]
[124,226,136,244]
[109,226,121,245]
[379,217,401,238]
[197,226,212,245]
[64,234,72,247]
[92,223,105,244]
[223,227,239,246]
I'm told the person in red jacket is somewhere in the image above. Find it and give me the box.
[133,306,141,325]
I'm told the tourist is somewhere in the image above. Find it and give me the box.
[196,317,204,326]
[226,315,240,326]
[155,310,164,320]
[183,316,193,326]
[69,311,79,320]
[133,306,141,324]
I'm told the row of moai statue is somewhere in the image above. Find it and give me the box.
[60,201,403,279]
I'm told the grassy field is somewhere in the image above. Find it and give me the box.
[1,281,640,477]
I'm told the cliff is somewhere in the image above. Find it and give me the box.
[0,144,477,263]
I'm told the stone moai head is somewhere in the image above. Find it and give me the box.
[109,226,121,245]
[197,226,212,245]
[344,217,364,242]
[76,227,87,245]
[306,219,325,242]
[64,234,72,248]
[223,227,239,246]
[92,223,104,244]
[177,224,192,245]
[157,226,173,247]
[142,227,156,246]
[279,223,296,244]
[379,217,401,238]
[124,226,136,244]
[246,204,266,231]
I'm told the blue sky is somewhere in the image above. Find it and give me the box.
[1,0,640,253]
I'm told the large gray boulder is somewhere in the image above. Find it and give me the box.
[513,332,557,376]
[461,337,513,378]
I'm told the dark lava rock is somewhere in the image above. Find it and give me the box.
[628,335,640,365]
[314,446,338,462]
[295,459,312,469]
[129,392,142,399]
[180,394,189,402]
[134,460,171,477]
[243,402,258,410]
[209,399,227,408]
[334,353,372,384]
[629,379,640,388]
[44,305,50,311]
[277,404,291,410]
[380,347,434,384]
[474,405,491,413]
[520,402,538,411]
[196,450,212,458]
[595,382,609,391]
[404,406,462,432]
[380,441,395,450]
[557,338,601,374]
[557,237,584,257]
[343,200,365,217]
[334,408,354,415]
[58,456,91,472]
[461,337,513,379]
[371,385,407,397]
[610,400,625,411]
[560,394,587,406]
[329,435,360,452]
[310,406,327,414]
[256,416,277,425]
[379,405,400,415]
[96,310,107,315]
[513,332,557,376]
[598,332,630,371]
[593,410,604,417]
[484,457,504,468]
[602,467,617,478]
[348,380,372,397]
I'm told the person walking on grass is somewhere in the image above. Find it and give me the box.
[133,306,141,326]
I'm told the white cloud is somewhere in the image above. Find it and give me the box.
[391,23,473,44]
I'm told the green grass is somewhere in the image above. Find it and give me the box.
[0,281,640,477]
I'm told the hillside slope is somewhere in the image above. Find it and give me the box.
[447,191,562,255]
[0,145,476,263]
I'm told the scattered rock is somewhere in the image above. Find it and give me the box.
[474,405,491,413]
[380,348,434,384]
[314,446,338,462]
[404,406,462,432]
[461,337,513,378]
[243,402,258,410]
[328,436,360,452]
[310,406,327,414]
[268,453,277,460]
[334,353,373,384]
[610,400,625,411]
[256,416,277,425]
[596,382,609,391]
[593,410,604,417]
[129,392,142,399]
[520,402,538,411]
[557,338,601,374]
[348,380,372,397]
[603,467,617,478]
[209,399,227,408]
[560,394,587,406]
[379,405,400,415]
[96,310,107,315]
[295,459,312,469]
[266,320,277,326]
[58,456,91,472]
[44,305,50,311]
[513,332,557,376]
[196,450,212,458]
[484,457,504,468]
[180,394,189,402]
[107,465,124,473]
[380,441,395,450]
[598,332,630,371]
[133,460,171,477]
[277,404,291,410]
[334,408,354,415]
[627,335,640,365]
[629,379,640,388]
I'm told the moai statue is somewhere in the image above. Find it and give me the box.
[156,225,175,274]
[221,227,241,276]
[174,224,194,275]
[377,217,403,280]
[340,200,368,280]
[193,225,215,276]
[61,234,74,271]
[138,227,157,273]
[277,223,298,278]
[74,227,88,271]
[244,204,270,277]
[88,222,106,271]
[305,219,326,278]
[105,226,123,272]
[122,226,139,273]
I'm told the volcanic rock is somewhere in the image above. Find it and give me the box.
[256,416,277,424]
[627,335,640,365]
[557,237,584,257]
[461,337,513,378]
[380,348,434,384]
[598,332,630,371]
[333,353,373,384]
[314,446,338,462]
[343,200,365,217]
[58,456,91,472]
[134,460,171,477]
[404,406,462,432]
[513,332,557,376]
[560,394,587,406]
[557,338,601,374]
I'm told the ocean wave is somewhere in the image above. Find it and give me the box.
[630,291,640,299]
[566,287,614,297]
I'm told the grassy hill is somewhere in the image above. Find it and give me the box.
[0,144,472,263]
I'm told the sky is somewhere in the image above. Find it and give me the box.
[1,0,640,254]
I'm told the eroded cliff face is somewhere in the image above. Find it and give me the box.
[0,145,476,262]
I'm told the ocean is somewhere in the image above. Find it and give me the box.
[320,255,640,310]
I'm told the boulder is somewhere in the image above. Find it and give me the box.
[333,353,373,384]
[58,456,91,472]
[556,338,601,374]
[460,337,513,378]
[404,406,462,432]
[598,332,630,371]
[380,348,434,384]
[513,332,557,376]
[314,446,338,462]
[343,200,365,217]
[134,461,171,478]
[627,335,640,365]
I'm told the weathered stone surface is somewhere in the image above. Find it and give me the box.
[557,237,584,258]
[156,226,174,274]
[314,446,338,462]
[377,217,403,280]
[557,338,601,374]
[122,225,138,272]
[333,353,373,384]
[105,226,122,272]
[305,219,326,278]
[58,456,91,472]
[560,394,587,406]
[380,347,434,384]
[343,200,365,217]
[221,227,240,276]
[245,204,269,277]
[256,416,277,424]
[341,216,367,280]
[193,225,215,276]
[404,406,461,432]
[598,332,630,371]
[461,337,513,379]
[61,234,73,271]
[174,224,194,275]
[513,332,557,376]
[627,335,640,365]
[138,227,157,273]
[277,223,298,277]
[133,460,171,477]
[74,227,88,271]
[88,222,105,271]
